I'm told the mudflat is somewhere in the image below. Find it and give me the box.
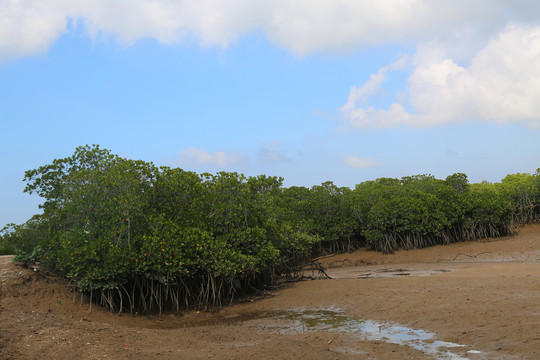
[1,224,539,359]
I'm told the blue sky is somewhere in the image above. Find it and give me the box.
[1,1,539,228]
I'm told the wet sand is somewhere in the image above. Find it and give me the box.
[1,224,539,359]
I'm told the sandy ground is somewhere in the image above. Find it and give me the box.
[1,224,539,359]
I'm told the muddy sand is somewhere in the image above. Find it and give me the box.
[1,224,539,359]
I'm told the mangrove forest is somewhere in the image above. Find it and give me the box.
[1,145,539,314]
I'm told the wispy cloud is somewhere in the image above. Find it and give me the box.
[178,147,247,168]
[344,155,384,169]
[340,56,410,129]
[446,148,459,157]
[341,23,540,129]
[258,148,287,163]
[257,140,288,163]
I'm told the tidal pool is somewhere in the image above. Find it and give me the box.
[326,267,454,279]
[245,308,485,360]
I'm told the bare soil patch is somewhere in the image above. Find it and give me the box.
[1,224,539,359]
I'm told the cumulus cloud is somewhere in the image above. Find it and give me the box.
[178,147,247,168]
[344,155,384,169]
[0,0,67,61]
[2,1,540,61]
[341,23,540,129]
[3,1,540,129]
[0,0,264,61]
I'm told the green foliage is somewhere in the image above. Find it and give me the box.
[272,182,360,255]
[6,144,538,313]
[352,173,516,253]
[498,172,540,224]
[13,245,44,268]
[23,145,117,213]
[307,182,358,254]
[0,215,49,255]
[445,172,469,194]
[11,147,316,313]
[0,224,17,255]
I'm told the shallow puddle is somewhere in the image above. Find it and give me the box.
[244,308,484,360]
[327,267,453,279]
[146,305,485,358]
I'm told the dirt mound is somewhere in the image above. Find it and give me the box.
[1,225,539,359]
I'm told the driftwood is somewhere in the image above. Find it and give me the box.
[286,261,332,282]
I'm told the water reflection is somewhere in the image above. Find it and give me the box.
[247,309,484,360]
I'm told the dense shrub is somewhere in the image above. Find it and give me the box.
[352,174,516,253]
[0,215,48,257]
[499,172,540,224]
[3,145,538,312]
[14,146,317,313]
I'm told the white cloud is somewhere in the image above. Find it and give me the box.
[2,1,540,61]
[0,1,67,62]
[0,0,262,61]
[178,147,247,168]
[344,155,384,169]
[2,1,540,130]
[341,23,540,129]
[342,56,408,110]
[341,56,410,129]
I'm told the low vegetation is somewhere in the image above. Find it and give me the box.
[1,145,539,313]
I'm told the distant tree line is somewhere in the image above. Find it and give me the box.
[1,145,539,313]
